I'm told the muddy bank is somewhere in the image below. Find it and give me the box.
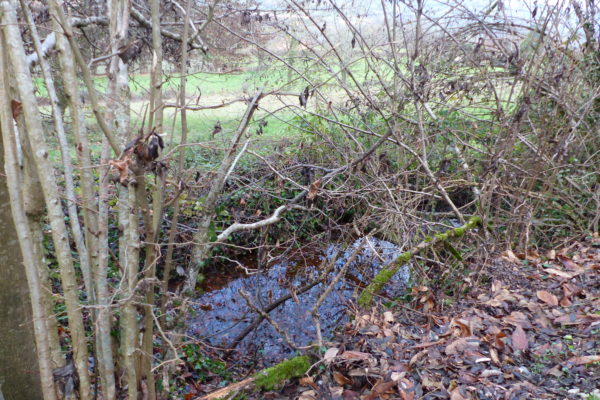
[187,237,411,364]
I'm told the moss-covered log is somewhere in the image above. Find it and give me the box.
[254,355,311,390]
[358,216,482,307]
[200,355,311,399]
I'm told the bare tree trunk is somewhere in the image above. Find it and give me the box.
[148,0,163,131]
[2,34,64,374]
[47,0,118,396]
[0,108,44,400]
[105,0,140,396]
[137,0,166,396]
[0,27,56,400]
[21,0,95,310]
[0,2,92,399]
[123,185,140,399]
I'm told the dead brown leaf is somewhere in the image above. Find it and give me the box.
[108,157,132,184]
[323,347,339,363]
[332,372,353,386]
[445,336,480,355]
[554,313,600,326]
[450,386,469,400]
[299,376,318,391]
[536,290,559,306]
[397,377,416,400]
[307,179,321,201]
[567,355,600,365]
[512,324,528,350]
[298,389,317,400]
[544,268,578,279]
[451,318,472,336]
[484,288,517,307]
[342,389,360,399]
[503,311,531,328]
[490,347,501,365]
[558,255,583,271]
[502,249,521,263]
[365,380,397,399]
[340,350,370,360]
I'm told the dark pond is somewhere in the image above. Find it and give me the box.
[187,237,410,364]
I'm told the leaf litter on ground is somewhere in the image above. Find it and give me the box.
[195,235,599,399]
[291,234,600,400]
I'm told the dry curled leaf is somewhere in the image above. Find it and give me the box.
[307,179,321,201]
[502,249,520,263]
[450,386,469,400]
[108,156,132,184]
[365,380,396,400]
[558,255,582,271]
[333,372,352,386]
[323,347,339,364]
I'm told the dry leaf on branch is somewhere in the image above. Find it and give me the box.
[108,156,132,185]
[307,179,322,201]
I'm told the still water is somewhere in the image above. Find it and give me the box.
[188,237,410,363]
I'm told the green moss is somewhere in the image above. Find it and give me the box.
[253,356,311,391]
[397,251,411,263]
[357,260,406,306]
[434,232,448,240]
[467,216,482,226]
[452,227,466,237]
[444,241,463,260]
[358,216,482,307]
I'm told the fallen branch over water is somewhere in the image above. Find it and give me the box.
[358,216,482,307]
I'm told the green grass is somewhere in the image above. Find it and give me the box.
[37,55,516,169]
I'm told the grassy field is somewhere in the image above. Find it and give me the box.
[37,57,515,168]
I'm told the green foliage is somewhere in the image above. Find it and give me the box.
[181,344,231,382]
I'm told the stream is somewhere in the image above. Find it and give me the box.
[187,237,410,364]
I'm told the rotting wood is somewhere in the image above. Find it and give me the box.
[358,216,482,307]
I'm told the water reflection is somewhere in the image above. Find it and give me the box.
[188,237,410,363]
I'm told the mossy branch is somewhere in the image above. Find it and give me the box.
[253,356,311,390]
[200,355,311,399]
[358,216,482,307]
